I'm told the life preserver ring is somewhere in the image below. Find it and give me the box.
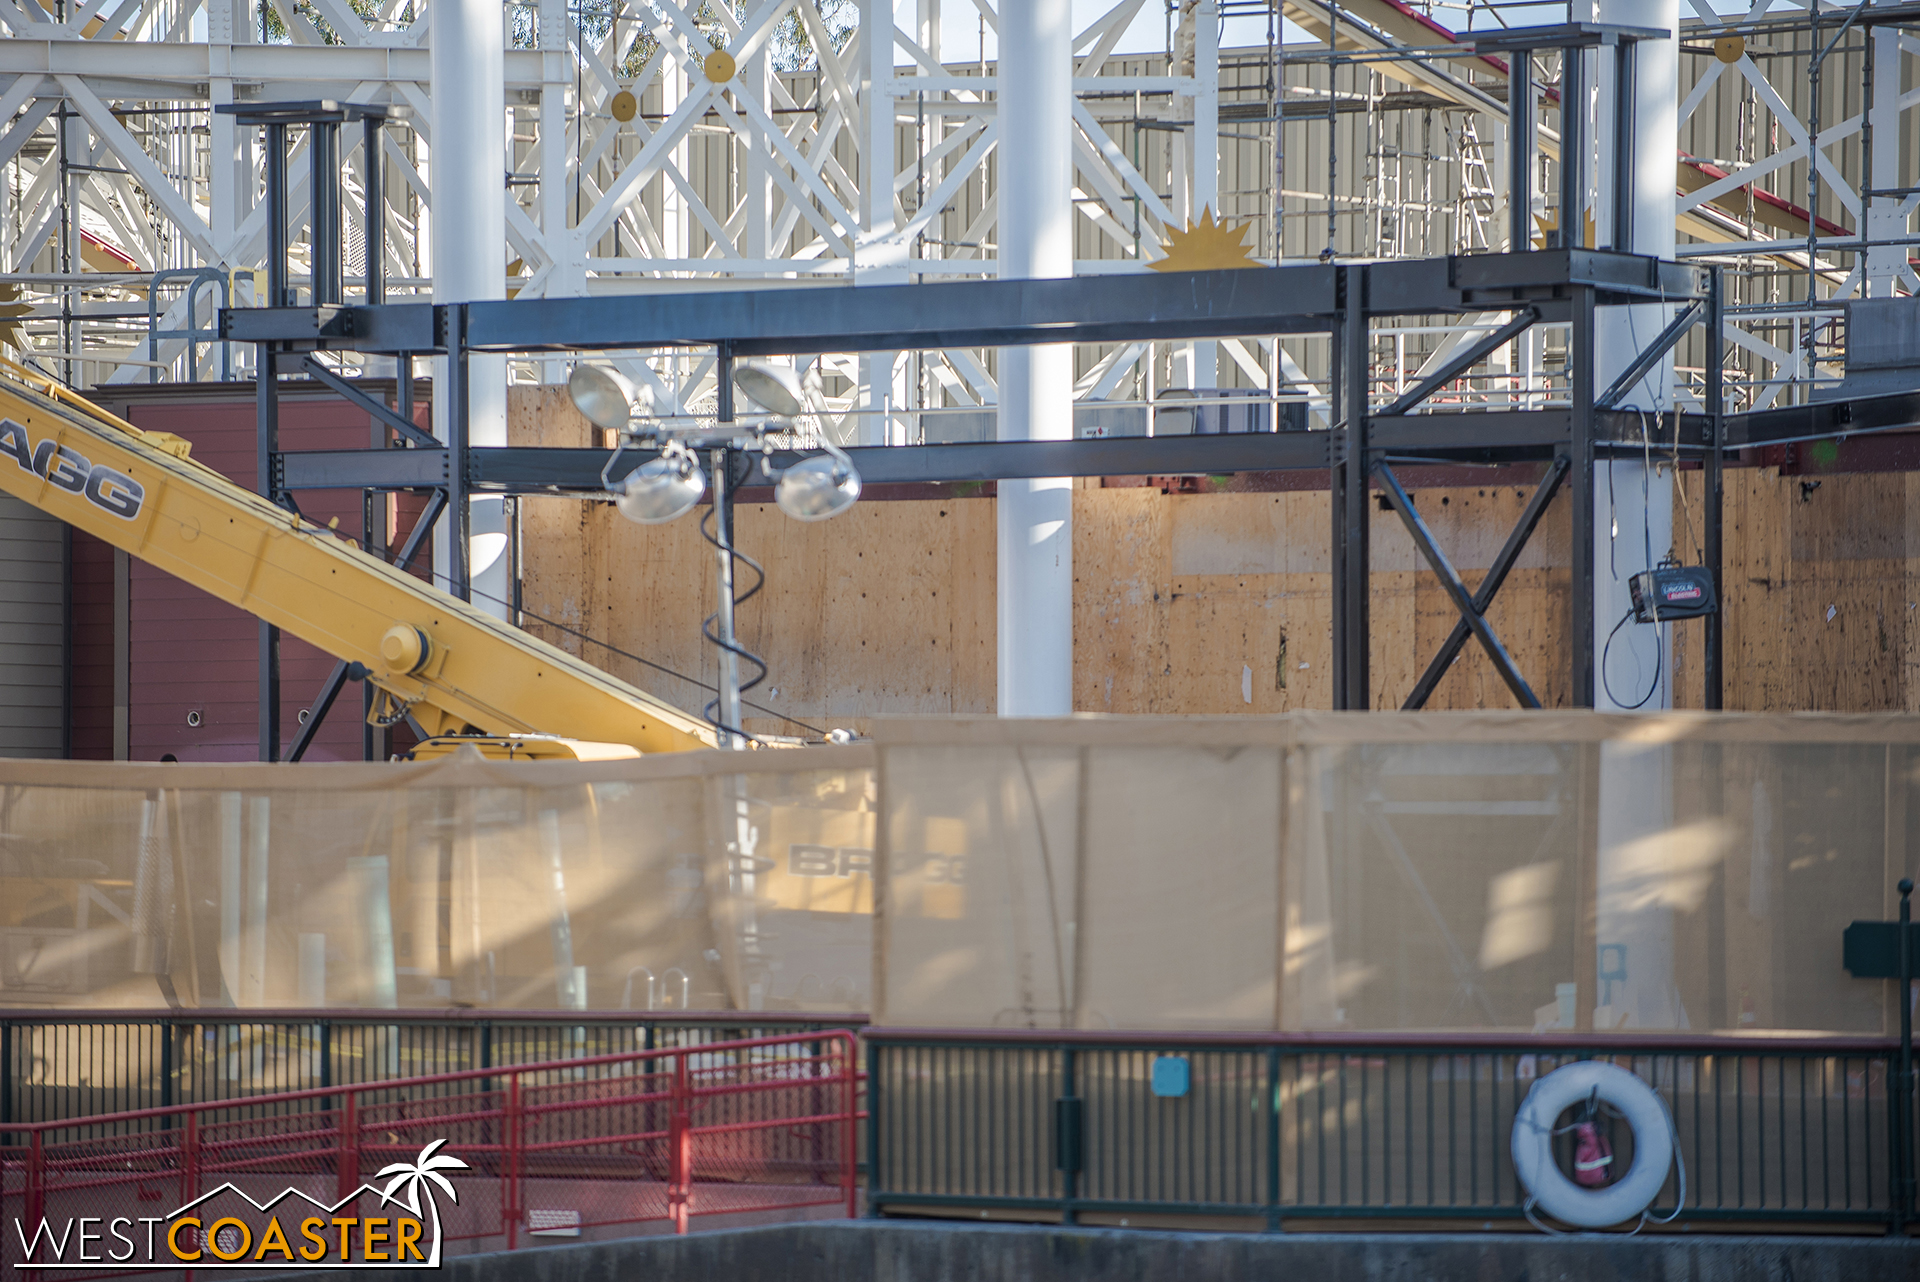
[1511,1061,1674,1228]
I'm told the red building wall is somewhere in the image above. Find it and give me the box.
[67,531,115,759]
[120,395,387,762]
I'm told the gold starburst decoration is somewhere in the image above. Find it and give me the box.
[1150,209,1261,273]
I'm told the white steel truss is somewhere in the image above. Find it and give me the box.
[0,0,1915,419]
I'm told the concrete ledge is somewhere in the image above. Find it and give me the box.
[297,1220,1920,1282]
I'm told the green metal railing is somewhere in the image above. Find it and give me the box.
[0,1009,865,1126]
[866,1029,1915,1230]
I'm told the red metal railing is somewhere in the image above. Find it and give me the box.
[3,1030,859,1272]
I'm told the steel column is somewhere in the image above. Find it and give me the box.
[264,122,288,306]
[362,116,384,305]
[448,305,472,601]
[309,122,341,305]
[1336,266,1370,709]
[1508,54,1533,251]
[1569,285,1597,707]
[1558,46,1584,249]
[1704,265,1724,710]
[256,347,281,760]
[1609,37,1636,251]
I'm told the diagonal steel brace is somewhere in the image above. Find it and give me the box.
[286,489,446,761]
[1401,455,1569,710]
[1594,298,1704,411]
[302,354,439,449]
[1374,460,1543,709]
[1380,307,1540,418]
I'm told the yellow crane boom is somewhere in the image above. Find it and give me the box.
[0,357,715,755]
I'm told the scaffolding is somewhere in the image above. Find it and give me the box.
[0,0,1915,418]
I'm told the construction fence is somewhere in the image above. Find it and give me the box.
[0,713,1914,1039]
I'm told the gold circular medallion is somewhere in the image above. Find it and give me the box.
[610,89,637,122]
[704,49,736,84]
[1714,35,1746,64]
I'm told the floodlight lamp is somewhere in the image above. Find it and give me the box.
[614,449,706,524]
[775,453,861,522]
[568,363,644,430]
[732,359,808,419]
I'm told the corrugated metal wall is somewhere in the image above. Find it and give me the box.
[0,493,65,758]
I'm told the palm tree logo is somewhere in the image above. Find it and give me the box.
[376,1139,470,1266]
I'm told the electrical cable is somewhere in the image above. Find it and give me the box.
[424,571,827,738]
[1601,605,1662,710]
[698,498,771,745]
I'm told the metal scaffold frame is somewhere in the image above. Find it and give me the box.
[227,244,1759,723]
[4,0,1919,421]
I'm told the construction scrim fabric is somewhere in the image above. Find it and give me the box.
[4,712,1916,1035]
[871,714,1920,1036]
[0,746,875,1015]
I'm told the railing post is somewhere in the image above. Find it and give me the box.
[500,1073,520,1251]
[25,1129,43,1243]
[1265,1044,1282,1231]
[337,1091,358,1203]
[841,1035,857,1219]
[864,1037,881,1218]
[161,1021,176,1112]
[1055,1046,1082,1225]
[181,1109,199,1209]
[668,1052,692,1234]
[1897,879,1914,1231]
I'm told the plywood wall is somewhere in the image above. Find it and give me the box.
[1671,468,1920,712]
[513,384,1586,727]
[1071,482,1572,713]
[513,389,1920,724]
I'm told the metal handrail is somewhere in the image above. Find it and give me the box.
[0,1006,869,1027]
[146,267,253,383]
[866,1029,1918,1231]
[4,1029,861,1251]
[862,1026,1900,1053]
[0,1030,857,1138]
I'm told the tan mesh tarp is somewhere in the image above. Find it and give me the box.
[3,712,1915,1035]
[871,714,1920,1037]
[0,746,875,1014]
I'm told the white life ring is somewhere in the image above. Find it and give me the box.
[1511,1061,1674,1228]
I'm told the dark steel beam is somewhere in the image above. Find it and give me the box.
[256,345,281,763]
[285,660,366,762]
[278,433,1334,493]
[392,488,446,571]
[1594,299,1704,410]
[1403,455,1569,709]
[300,355,438,447]
[1380,308,1539,418]
[1718,385,1920,449]
[279,446,449,490]
[1466,21,1666,53]
[222,253,1708,357]
[1704,267,1725,711]
[447,303,471,601]
[1375,462,1542,709]
[1569,285,1598,707]
[1369,409,1570,452]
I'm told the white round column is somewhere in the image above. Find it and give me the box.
[431,0,510,619]
[995,0,1074,716]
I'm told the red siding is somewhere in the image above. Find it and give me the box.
[68,530,115,759]
[125,398,382,762]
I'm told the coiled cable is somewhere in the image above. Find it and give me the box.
[699,497,769,746]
